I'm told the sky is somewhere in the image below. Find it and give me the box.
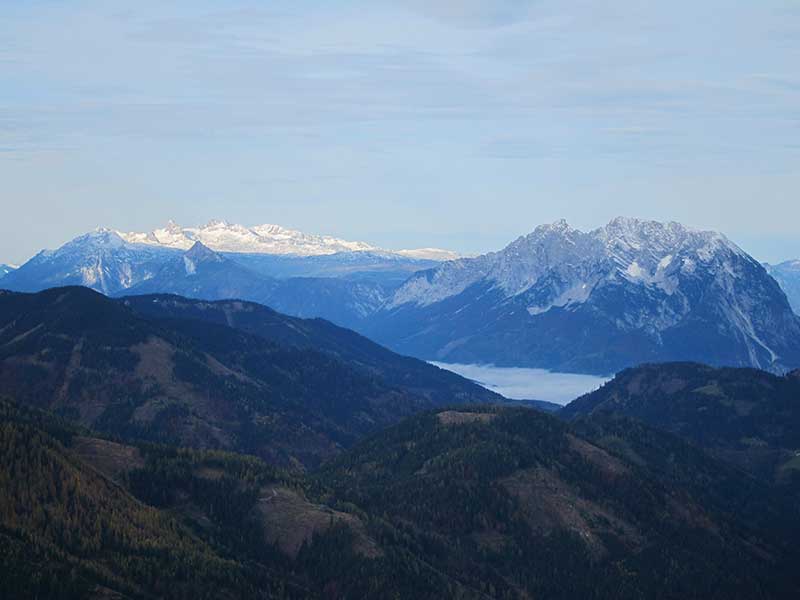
[1,0,799,265]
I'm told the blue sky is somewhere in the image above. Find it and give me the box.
[1,0,799,264]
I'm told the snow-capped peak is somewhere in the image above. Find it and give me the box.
[70,228,127,250]
[116,220,457,260]
[390,217,756,309]
[381,217,800,374]
[204,219,229,228]
[537,218,573,234]
[117,220,379,256]
[599,217,741,255]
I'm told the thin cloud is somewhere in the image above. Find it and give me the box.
[397,0,540,28]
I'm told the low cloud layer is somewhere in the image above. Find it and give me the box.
[431,362,610,405]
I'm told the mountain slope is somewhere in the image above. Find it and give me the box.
[121,293,502,408]
[8,393,799,599]
[561,362,800,488]
[229,250,438,284]
[0,287,484,467]
[0,399,260,600]
[766,260,800,315]
[124,241,277,300]
[0,264,15,280]
[368,218,800,374]
[120,242,402,329]
[317,405,800,599]
[4,364,800,597]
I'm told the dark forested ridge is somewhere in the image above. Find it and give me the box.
[0,399,273,600]
[121,293,502,407]
[3,397,800,599]
[561,362,800,492]
[3,289,800,598]
[316,406,800,599]
[0,287,494,468]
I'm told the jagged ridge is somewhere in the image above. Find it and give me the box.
[371,217,800,374]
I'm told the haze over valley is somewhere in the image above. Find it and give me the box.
[430,362,610,405]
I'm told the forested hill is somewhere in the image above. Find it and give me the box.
[4,397,800,599]
[0,398,287,599]
[121,293,501,407]
[561,362,800,490]
[315,405,800,599]
[0,287,493,468]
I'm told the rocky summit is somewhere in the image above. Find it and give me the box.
[368,218,800,374]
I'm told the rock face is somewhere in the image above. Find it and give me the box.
[368,218,800,374]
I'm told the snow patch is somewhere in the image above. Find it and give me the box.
[625,261,647,279]
[527,282,594,316]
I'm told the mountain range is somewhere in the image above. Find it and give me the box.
[368,218,800,374]
[0,228,431,328]
[3,217,800,374]
[118,219,460,260]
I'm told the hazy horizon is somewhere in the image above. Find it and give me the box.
[1,215,798,268]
